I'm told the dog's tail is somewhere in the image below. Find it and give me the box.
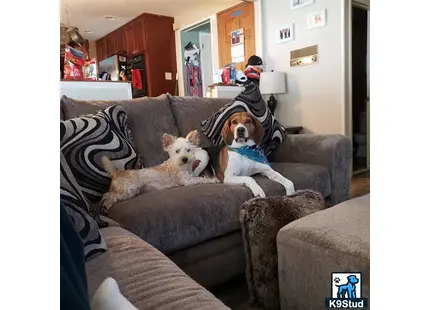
[101,156,117,175]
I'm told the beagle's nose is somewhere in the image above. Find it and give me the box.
[182,157,188,163]
[237,127,246,135]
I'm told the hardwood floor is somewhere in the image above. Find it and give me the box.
[350,170,370,198]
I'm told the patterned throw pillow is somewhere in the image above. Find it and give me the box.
[61,152,107,261]
[60,104,143,203]
[201,83,286,155]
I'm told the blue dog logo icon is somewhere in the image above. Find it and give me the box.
[325,272,369,308]
[335,275,359,299]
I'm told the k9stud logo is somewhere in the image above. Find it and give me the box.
[325,272,369,309]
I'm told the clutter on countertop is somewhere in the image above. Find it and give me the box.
[222,65,231,85]
[62,43,135,83]
[63,45,85,80]
[211,63,248,88]
[83,58,98,81]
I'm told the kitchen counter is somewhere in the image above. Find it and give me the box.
[60,80,132,100]
[60,80,131,83]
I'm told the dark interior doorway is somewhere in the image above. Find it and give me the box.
[352,4,369,172]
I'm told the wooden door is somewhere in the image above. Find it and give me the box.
[115,29,126,54]
[217,2,255,71]
[105,33,116,57]
[133,18,146,53]
[96,40,103,62]
[96,37,107,61]
[124,24,135,56]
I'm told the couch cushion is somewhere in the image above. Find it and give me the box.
[61,151,107,261]
[61,104,143,203]
[107,162,331,254]
[86,227,229,310]
[61,94,179,167]
[201,83,287,155]
[268,162,331,198]
[60,101,64,120]
[108,183,251,254]
[167,94,230,148]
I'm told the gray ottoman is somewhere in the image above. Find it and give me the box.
[277,194,370,310]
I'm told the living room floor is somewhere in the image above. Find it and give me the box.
[210,171,371,310]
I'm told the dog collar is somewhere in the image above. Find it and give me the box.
[227,145,270,165]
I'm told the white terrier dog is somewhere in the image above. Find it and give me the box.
[100,130,218,213]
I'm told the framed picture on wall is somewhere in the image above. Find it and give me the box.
[278,23,295,43]
[290,0,315,10]
[307,9,327,29]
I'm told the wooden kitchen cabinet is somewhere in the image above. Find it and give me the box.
[97,30,126,61]
[95,13,176,97]
[105,33,116,58]
[124,25,135,56]
[96,37,107,62]
[98,16,147,58]
[123,18,146,56]
[133,18,146,53]
[115,29,126,54]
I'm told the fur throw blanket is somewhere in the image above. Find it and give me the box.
[239,190,325,310]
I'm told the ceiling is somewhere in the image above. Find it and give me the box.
[60,0,240,41]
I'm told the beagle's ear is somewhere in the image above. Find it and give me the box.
[221,119,234,145]
[186,130,200,146]
[162,134,176,151]
[251,116,264,145]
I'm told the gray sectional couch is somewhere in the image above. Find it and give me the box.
[60,93,352,308]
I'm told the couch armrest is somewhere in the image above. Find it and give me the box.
[99,215,121,228]
[269,134,353,205]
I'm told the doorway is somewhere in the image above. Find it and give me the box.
[180,21,213,97]
[351,3,369,172]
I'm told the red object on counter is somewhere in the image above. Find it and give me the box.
[132,69,143,90]
[63,45,85,80]
[222,67,231,85]
[83,58,98,81]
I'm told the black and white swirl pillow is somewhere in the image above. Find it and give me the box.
[61,151,107,261]
[201,83,286,155]
[60,104,143,203]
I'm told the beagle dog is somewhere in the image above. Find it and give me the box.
[210,112,296,198]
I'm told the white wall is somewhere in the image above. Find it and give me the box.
[262,0,347,134]
[174,0,241,96]
[173,0,241,30]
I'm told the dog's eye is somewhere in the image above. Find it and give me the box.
[186,149,190,152]
[245,119,252,124]
[175,149,180,154]
[232,120,238,125]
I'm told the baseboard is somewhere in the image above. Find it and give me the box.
[352,168,369,175]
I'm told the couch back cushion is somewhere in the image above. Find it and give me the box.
[201,83,287,155]
[60,151,107,261]
[61,94,179,167]
[60,102,64,120]
[167,94,231,147]
[61,105,143,203]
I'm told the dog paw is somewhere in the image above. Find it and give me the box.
[286,187,296,196]
[249,185,266,198]
[202,176,220,183]
[100,194,114,214]
[284,182,296,196]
